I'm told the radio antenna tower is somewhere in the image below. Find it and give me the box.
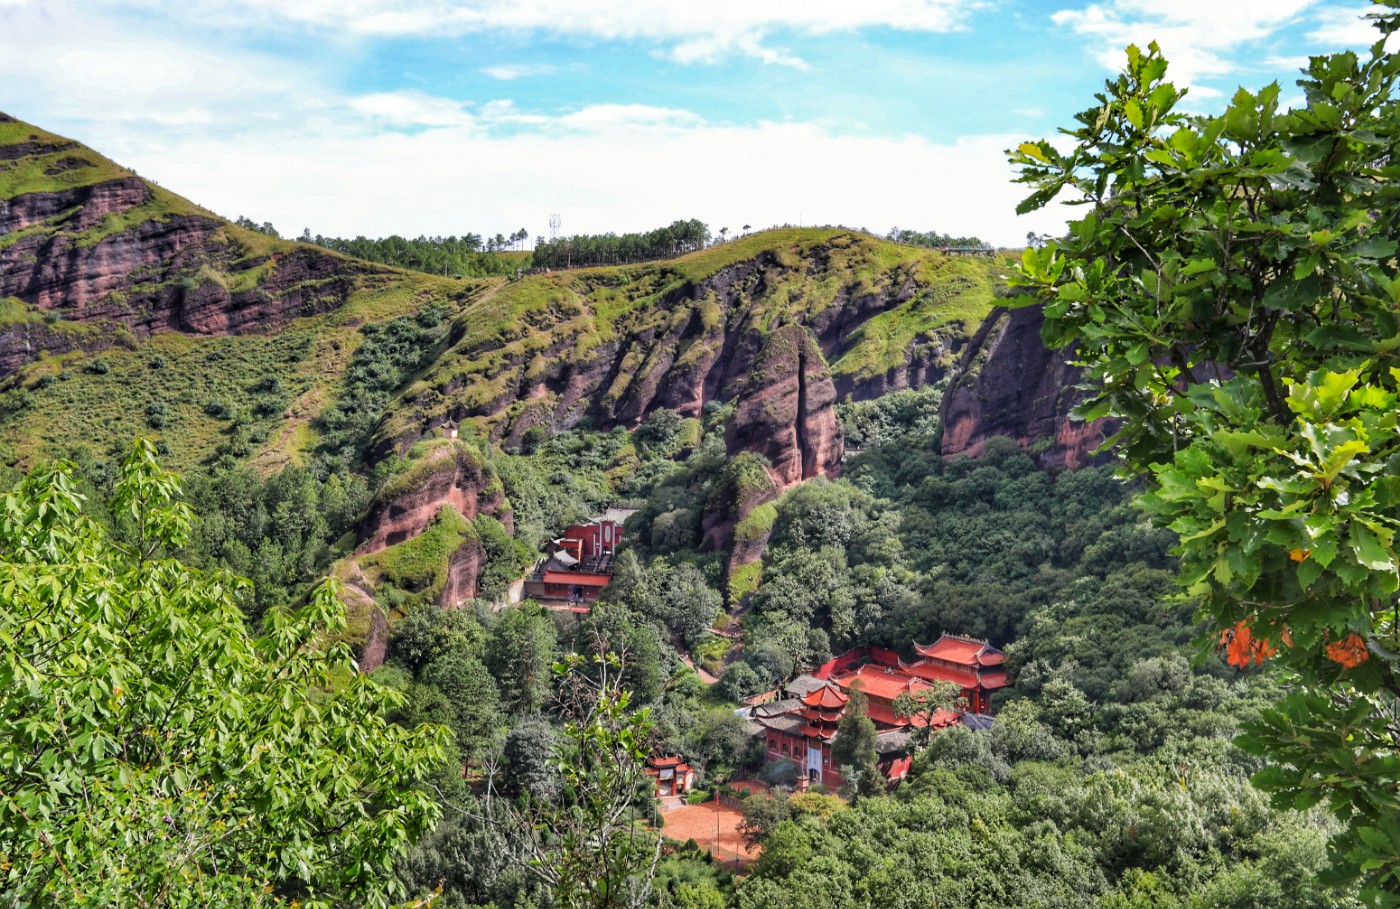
[549,213,561,240]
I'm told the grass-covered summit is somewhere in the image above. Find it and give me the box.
[375,228,1006,454]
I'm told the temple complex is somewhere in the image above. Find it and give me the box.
[747,634,1009,788]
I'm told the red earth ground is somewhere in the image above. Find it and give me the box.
[660,801,759,869]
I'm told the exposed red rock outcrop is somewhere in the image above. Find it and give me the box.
[0,320,113,376]
[355,592,391,673]
[357,441,505,553]
[725,324,843,489]
[333,565,391,672]
[440,536,487,607]
[940,304,1112,469]
[0,176,149,234]
[378,244,980,458]
[0,172,375,376]
[697,326,842,572]
[701,453,780,553]
[349,439,516,610]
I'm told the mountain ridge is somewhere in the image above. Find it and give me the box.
[0,114,1103,654]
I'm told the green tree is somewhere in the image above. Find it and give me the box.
[830,689,881,800]
[1009,13,1400,898]
[421,645,503,764]
[892,679,961,748]
[0,442,448,907]
[487,604,557,716]
[500,714,561,802]
[739,793,791,849]
[475,651,661,909]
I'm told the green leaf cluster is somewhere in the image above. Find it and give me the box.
[0,441,449,907]
[1010,10,1400,899]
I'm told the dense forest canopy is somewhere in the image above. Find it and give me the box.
[530,219,712,270]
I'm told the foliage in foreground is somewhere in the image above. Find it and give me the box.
[0,442,449,907]
[1011,8,1400,899]
[474,651,663,909]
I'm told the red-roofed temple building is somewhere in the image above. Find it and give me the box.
[749,634,1009,788]
[899,634,1009,713]
[523,517,624,605]
[646,755,696,798]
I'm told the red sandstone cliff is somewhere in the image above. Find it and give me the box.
[376,243,985,459]
[725,324,843,489]
[351,439,511,618]
[357,441,508,552]
[699,325,842,569]
[940,304,1111,469]
[0,114,379,376]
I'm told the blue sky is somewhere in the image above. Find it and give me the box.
[0,0,1382,245]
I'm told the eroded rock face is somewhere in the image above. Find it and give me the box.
[701,453,780,553]
[726,324,844,488]
[697,327,842,574]
[379,244,977,457]
[0,177,371,376]
[440,537,487,607]
[357,442,504,553]
[940,304,1111,469]
[350,440,513,610]
[334,575,390,673]
[0,177,149,234]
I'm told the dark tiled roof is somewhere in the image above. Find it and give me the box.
[755,713,806,735]
[752,698,803,718]
[784,674,829,698]
[875,729,913,754]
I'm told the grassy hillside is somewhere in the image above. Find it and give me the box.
[379,228,1009,448]
[0,114,1008,478]
[0,271,483,473]
[0,117,136,197]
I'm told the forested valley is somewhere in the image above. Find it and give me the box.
[4,9,1399,908]
[6,379,1356,908]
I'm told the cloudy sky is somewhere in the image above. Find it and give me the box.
[0,0,1381,246]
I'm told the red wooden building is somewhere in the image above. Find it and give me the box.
[749,634,1010,788]
[646,755,696,798]
[752,685,849,789]
[523,518,624,605]
[897,634,1009,713]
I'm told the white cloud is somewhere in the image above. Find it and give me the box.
[116,106,1067,247]
[1052,0,1321,89]
[0,0,1061,247]
[553,104,703,131]
[480,63,558,80]
[0,1,314,132]
[115,0,990,65]
[349,91,478,128]
[1308,5,1378,46]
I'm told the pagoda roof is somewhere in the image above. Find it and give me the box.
[801,685,849,709]
[834,665,931,703]
[914,634,1003,667]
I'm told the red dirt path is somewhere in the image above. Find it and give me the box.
[661,802,758,868]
